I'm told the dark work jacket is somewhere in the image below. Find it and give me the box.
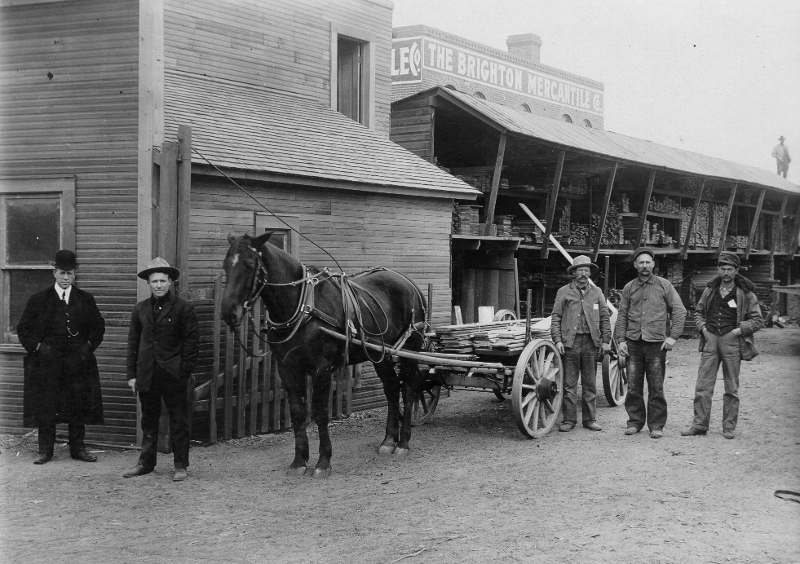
[17,285,105,426]
[126,291,199,392]
[695,274,763,352]
[550,282,611,348]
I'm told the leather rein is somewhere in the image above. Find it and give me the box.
[236,244,426,364]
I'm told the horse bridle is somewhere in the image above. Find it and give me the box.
[237,242,423,363]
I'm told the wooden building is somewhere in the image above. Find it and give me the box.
[391,84,800,325]
[0,0,476,445]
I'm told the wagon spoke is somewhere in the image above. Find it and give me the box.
[521,391,536,410]
[538,401,548,428]
[525,364,540,385]
[543,398,554,414]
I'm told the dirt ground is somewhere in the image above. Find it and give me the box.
[2,327,799,564]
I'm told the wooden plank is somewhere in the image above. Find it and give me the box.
[249,299,261,435]
[271,355,281,432]
[541,149,565,258]
[224,327,234,440]
[592,162,618,262]
[715,184,738,259]
[157,141,179,265]
[634,170,657,248]
[463,268,476,324]
[745,188,766,258]
[209,274,221,444]
[259,348,271,433]
[770,194,789,260]
[680,179,706,258]
[345,365,353,417]
[176,125,192,298]
[513,258,520,318]
[236,323,247,437]
[483,133,507,235]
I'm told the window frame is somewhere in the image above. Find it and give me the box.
[254,213,300,260]
[330,23,375,129]
[0,177,76,348]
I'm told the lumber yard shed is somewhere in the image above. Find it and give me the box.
[391,85,800,327]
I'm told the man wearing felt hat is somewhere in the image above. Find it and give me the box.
[614,247,686,439]
[123,257,199,481]
[772,135,790,178]
[682,252,763,439]
[551,256,611,432]
[17,250,105,464]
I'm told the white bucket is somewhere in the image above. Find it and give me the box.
[478,306,495,324]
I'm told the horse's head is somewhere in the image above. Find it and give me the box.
[221,232,271,330]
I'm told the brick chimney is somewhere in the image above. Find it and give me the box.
[506,33,542,64]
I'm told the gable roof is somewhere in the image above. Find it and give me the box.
[404,87,799,195]
[163,72,477,197]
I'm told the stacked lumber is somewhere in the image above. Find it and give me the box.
[453,204,482,235]
[494,215,514,237]
[429,318,551,354]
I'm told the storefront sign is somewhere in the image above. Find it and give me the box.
[391,36,603,114]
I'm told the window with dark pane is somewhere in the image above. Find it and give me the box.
[6,197,60,264]
[7,269,53,336]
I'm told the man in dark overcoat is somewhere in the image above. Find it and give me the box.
[17,249,105,464]
[123,257,199,481]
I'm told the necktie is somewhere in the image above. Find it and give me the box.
[62,291,67,304]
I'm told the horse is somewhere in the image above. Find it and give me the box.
[221,232,429,478]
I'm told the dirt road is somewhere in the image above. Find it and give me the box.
[2,327,799,564]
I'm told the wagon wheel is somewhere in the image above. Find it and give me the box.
[410,377,441,427]
[511,339,564,439]
[602,338,628,406]
[493,309,518,322]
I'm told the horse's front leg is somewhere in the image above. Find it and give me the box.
[396,359,422,455]
[375,361,400,454]
[309,368,333,479]
[281,373,310,476]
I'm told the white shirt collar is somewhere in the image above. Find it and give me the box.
[55,283,73,303]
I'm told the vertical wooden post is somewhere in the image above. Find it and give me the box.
[157,141,179,264]
[592,163,618,262]
[634,170,656,248]
[209,274,222,444]
[250,301,261,435]
[513,258,520,319]
[770,194,789,260]
[224,328,234,440]
[715,184,738,259]
[426,283,433,326]
[745,188,766,258]
[271,356,281,431]
[788,199,800,257]
[541,150,566,258]
[680,180,705,258]
[604,255,610,297]
[236,323,247,437]
[483,132,507,235]
[525,289,532,345]
[176,125,191,298]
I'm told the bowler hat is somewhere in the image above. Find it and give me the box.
[718,252,740,268]
[137,257,180,281]
[51,249,78,270]
[632,247,655,261]
[567,255,599,275]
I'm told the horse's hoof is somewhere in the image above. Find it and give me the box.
[393,447,409,456]
[313,467,332,479]
[378,445,396,455]
[286,466,307,477]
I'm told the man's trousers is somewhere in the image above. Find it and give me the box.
[624,339,668,431]
[561,334,598,425]
[137,364,190,470]
[692,331,741,431]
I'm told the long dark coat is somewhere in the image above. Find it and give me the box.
[17,285,105,427]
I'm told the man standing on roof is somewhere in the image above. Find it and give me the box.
[551,255,611,432]
[615,247,686,439]
[772,136,790,178]
[682,252,763,439]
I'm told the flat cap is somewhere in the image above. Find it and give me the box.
[632,247,655,261]
[718,252,740,268]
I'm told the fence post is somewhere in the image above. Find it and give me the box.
[236,323,247,437]
[224,327,234,440]
[210,273,222,444]
[250,301,261,435]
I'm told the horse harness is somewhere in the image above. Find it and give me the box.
[242,244,427,364]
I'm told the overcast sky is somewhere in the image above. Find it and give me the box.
[392,0,800,185]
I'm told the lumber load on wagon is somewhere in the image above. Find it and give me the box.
[429,318,551,354]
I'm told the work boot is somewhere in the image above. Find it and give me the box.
[624,427,640,436]
[173,467,188,482]
[33,452,53,465]
[71,449,97,462]
[558,422,576,432]
[123,464,154,478]
[583,421,602,431]
[722,429,735,439]
[680,427,707,436]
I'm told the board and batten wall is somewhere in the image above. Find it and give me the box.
[0,0,140,442]
[186,174,454,410]
[163,0,394,136]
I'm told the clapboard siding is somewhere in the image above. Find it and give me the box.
[0,0,139,443]
[163,0,393,135]
[186,175,453,411]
